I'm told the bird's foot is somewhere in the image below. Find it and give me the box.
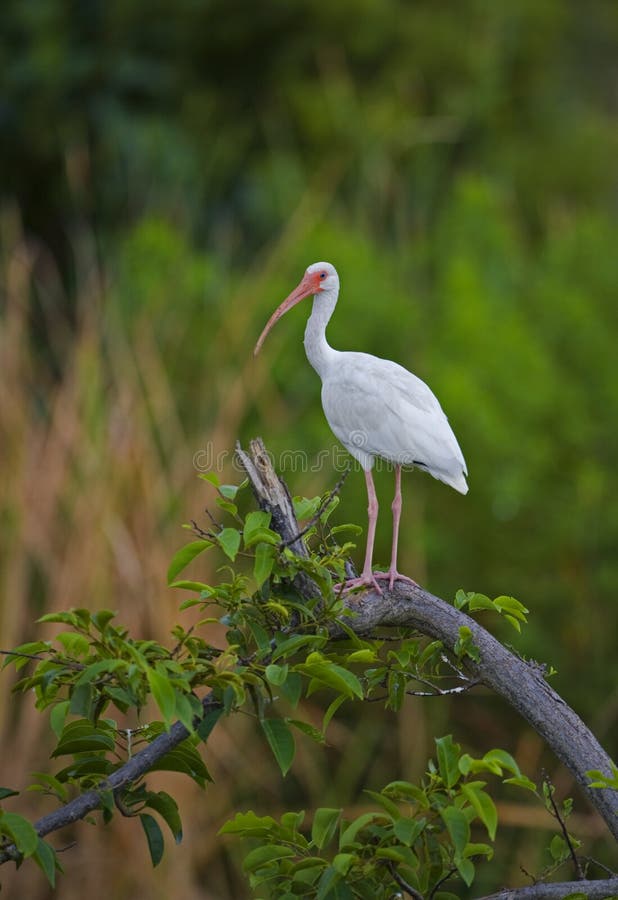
[374,570,419,591]
[334,573,383,597]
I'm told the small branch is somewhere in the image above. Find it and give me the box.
[0,649,84,671]
[386,859,424,900]
[0,693,221,865]
[581,856,618,877]
[190,519,216,541]
[428,865,457,899]
[366,679,481,701]
[478,876,618,900]
[542,771,585,879]
[280,463,351,547]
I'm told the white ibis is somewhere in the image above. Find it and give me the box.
[255,262,468,593]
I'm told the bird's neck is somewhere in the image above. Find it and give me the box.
[303,288,339,378]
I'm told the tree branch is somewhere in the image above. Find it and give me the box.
[0,693,220,864]
[237,438,618,844]
[478,876,618,900]
[542,771,585,879]
[2,436,616,889]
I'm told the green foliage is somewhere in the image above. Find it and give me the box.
[587,763,618,791]
[219,735,540,897]
[0,475,594,892]
[454,590,529,633]
[0,801,61,888]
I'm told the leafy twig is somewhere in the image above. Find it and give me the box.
[280,463,351,547]
[428,865,457,899]
[0,648,84,671]
[386,859,424,900]
[542,771,585,879]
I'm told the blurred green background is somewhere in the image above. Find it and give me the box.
[1,1,617,897]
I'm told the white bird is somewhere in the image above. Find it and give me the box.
[254,262,468,594]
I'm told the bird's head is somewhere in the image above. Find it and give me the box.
[254,261,339,355]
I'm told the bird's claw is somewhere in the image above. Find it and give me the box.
[335,574,384,597]
[373,571,419,591]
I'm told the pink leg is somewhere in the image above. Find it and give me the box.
[340,469,383,595]
[375,466,417,590]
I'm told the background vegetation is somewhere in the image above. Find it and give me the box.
[1,0,617,896]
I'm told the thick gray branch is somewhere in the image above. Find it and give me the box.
[479,876,618,900]
[0,694,219,863]
[237,439,618,844]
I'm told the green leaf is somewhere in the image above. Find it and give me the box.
[27,772,68,802]
[504,775,537,792]
[460,783,498,840]
[140,813,165,867]
[454,589,469,609]
[261,718,295,776]
[145,791,183,844]
[436,735,461,789]
[549,833,569,862]
[199,472,220,487]
[339,812,386,849]
[364,789,400,819]
[254,542,276,587]
[74,658,125,687]
[167,540,213,584]
[243,844,295,872]
[32,837,59,886]
[454,626,480,662]
[345,649,379,664]
[265,663,289,686]
[467,593,495,612]
[69,682,93,717]
[0,812,39,857]
[455,856,475,886]
[293,496,321,520]
[51,720,115,757]
[493,595,529,621]
[271,634,328,661]
[322,695,346,735]
[279,672,303,708]
[196,706,224,742]
[331,852,354,875]
[440,806,470,855]
[56,632,90,658]
[2,641,51,672]
[217,528,241,561]
[219,810,278,837]
[316,865,343,900]
[151,742,211,786]
[483,748,521,776]
[215,496,238,516]
[243,510,279,547]
[219,482,241,499]
[394,816,426,846]
[146,667,176,726]
[91,609,117,633]
[0,787,19,800]
[168,580,213,592]
[286,719,325,744]
[311,808,342,850]
[463,842,494,860]
[300,661,364,700]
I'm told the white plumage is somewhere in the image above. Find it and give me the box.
[255,261,468,593]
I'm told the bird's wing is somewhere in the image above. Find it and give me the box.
[321,353,468,491]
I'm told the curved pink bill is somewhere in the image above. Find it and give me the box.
[254,274,317,356]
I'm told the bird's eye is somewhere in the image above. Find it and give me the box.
[320,272,326,280]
